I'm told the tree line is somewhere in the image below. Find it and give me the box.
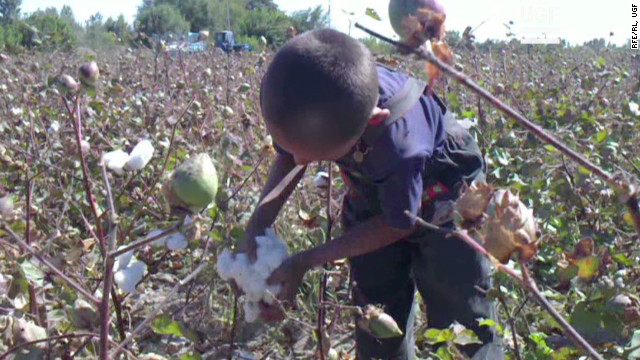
[0,0,329,52]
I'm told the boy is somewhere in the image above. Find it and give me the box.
[239,28,504,360]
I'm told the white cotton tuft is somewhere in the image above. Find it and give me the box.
[102,149,130,175]
[48,120,60,134]
[125,139,154,171]
[215,228,289,322]
[113,246,134,271]
[243,300,260,323]
[166,232,188,250]
[313,171,329,189]
[114,259,147,294]
[629,101,640,117]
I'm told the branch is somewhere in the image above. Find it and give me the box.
[1,222,100,305]
[109,263,206,358]
[317,164,334,360]
[405,212,604,360]
[356,22,640,239]
[108,221,188,259]
[99,163,118,360]
[69,94,106,251]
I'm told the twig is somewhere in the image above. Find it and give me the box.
[496,286,522,360]
[520,264,603,360]
[69,93,106,252]
[0,333,98,360]
[227,291,239,360]
[1,223,99,305]
[108,221,185,259]
[405,212,604,360]
[356,22,640,238]
[317,164,333,360]
[99,163,118,360]
[109,263,206,358]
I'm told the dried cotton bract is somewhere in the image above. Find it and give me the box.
[216,228,289,322]
[455,183,538,264]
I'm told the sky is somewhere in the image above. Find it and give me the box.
[20,0,632,46]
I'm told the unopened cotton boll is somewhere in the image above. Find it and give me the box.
[126,140,154,171]
[114,259,147,294]
[102,149,130,175]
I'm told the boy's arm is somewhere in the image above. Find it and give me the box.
[239,151,306,260]
[297,215,414,268]
[268,214,415,302]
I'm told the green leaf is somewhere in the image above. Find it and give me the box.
[544,145,557,153]
[229,227,244,242]
[477,318,496,328]
[613,253,634,266]
[453,329,482,346]
[180,353,202,360]
[152,315,184,337]
[578,165,592,175]
[365,8,382,21]
[423,328,455,345]
[596,130,608,143]
[575,255,600,280]
[20,260,45,285]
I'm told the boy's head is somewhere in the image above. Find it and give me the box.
[260,29,383,164]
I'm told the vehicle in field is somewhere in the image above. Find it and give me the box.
[215,31,252,53]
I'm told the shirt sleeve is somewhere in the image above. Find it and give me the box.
[373,156,425,229]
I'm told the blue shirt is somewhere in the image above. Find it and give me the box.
[276,65,446,229]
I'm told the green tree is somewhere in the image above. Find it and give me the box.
[136,3,190,35]
[0,0,20,24]
[23,7,76,50]
[288,5,328,33]
[104,15,132,43]
[237,8,291,45]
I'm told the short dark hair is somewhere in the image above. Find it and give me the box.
[260,29,378,151]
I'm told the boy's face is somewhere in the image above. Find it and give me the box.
[269,123,362,165]
[267,107,390,165]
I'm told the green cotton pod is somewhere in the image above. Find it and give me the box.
[369,312,404,338]
[169,153,218,210]
[358,305,403,339]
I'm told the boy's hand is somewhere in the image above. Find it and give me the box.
[259,254,309,321]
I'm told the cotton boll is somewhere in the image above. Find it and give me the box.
[630,101,640,117]
[216,249,236,281]
[243,300,260,323]
[48,120,60,134]
[113,246,134,271]
[126,140,154,171]
[114,259,147,293]
[215,228,289,322]
[102,149,130,175]
[166,232,188,250]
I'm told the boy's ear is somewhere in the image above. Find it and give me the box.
[368,107,391,125]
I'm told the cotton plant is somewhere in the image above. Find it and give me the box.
[101,139,155,174]
[216,228,289,322]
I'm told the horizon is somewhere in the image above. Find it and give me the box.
[19,0,632,47]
